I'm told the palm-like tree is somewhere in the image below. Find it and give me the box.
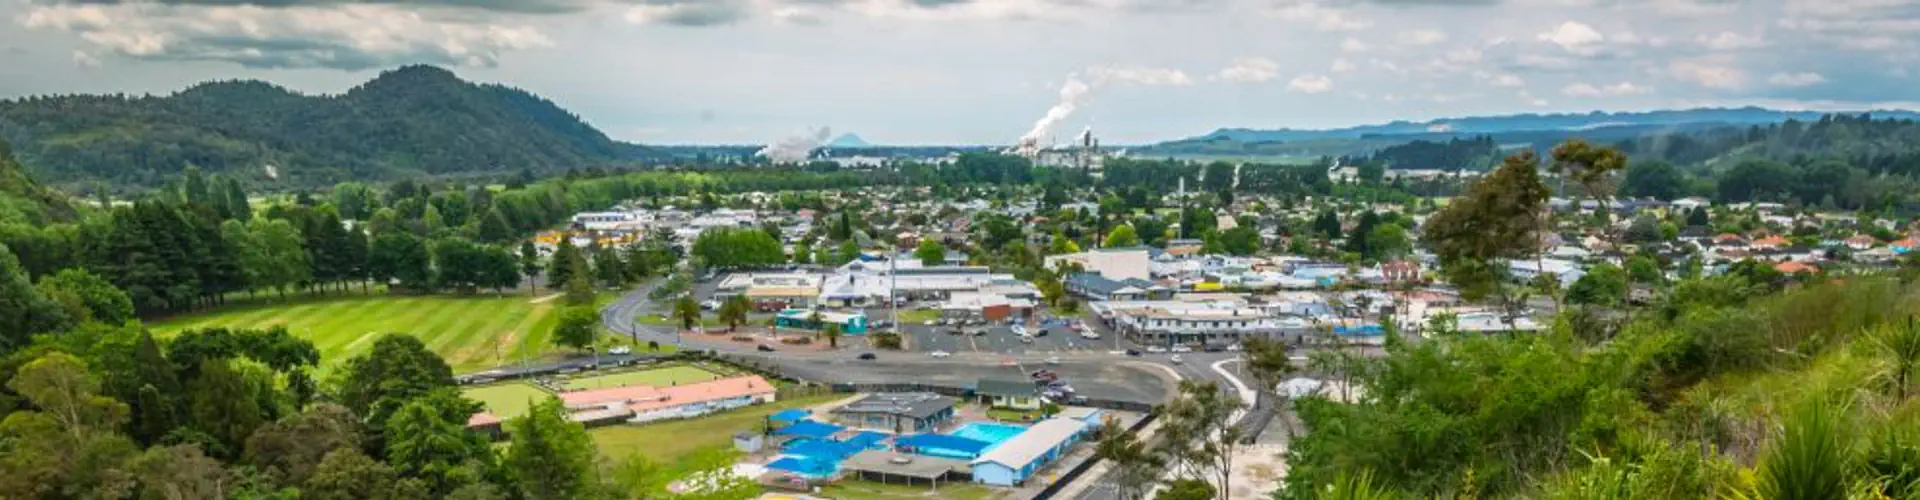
[718,295,749,332]
[672,296,701,332]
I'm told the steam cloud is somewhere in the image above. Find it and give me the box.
[1016,65,1192,151]
[756,126,832,163]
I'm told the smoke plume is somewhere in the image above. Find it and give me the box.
[756,126,832,163]
[1016,65,1192,151]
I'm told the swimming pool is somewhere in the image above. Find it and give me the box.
[950,422,1027,446]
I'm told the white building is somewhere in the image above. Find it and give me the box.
[1045,248,1151,282]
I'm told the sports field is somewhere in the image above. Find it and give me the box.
[149,293,570,372]
[564,365,721,391]
[463,382,553,420]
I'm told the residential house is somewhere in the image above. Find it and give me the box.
[975,379,1041,411]
[830,393,957,433]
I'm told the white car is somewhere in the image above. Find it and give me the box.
[1080,331,1101,340]
[929,350,952,358]
[1146,346,1169,353]
[1226,344,1243,352]
[924,320,937,326]
[608,345,632,355]
[1011,325,1028,336]
[700,299,720,310]
[1171,345,1194,353]
[1170,355,1184,364]
[1045,356,1061,365]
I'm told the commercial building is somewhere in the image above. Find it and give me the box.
[830,393,957,433]
[974,379,1041,410]
[1090,299,1289,347]
[1063,272,1170,301]
[970,417,1091,486]
[773,309,869,335]
[1044,248,1151,282]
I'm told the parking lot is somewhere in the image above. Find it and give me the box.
[899,315,1141,356]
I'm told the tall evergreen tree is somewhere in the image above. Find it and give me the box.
[504,398,597,500]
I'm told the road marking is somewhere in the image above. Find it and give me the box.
[1211,358,1256,406]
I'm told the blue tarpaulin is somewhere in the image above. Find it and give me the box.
[894,433,992,458]
[769,409,811,424]
[785,439,859,460]
[767,457,835,478]
[843,431,889,450]
[775,420,842,439]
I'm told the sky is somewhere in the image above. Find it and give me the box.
[3,0,1920,146]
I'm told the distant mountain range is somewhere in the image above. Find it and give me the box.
[0,65,638,190]
[1181,107,1920,143]
[828,133,872,148]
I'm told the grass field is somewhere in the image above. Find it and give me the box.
[589,394,845,462]
[896,309,940,324]
[462,382,553,420]
[817,480,1001,500]
[563,365,722,391]
[149,292,575,373]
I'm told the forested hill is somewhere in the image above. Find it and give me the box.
[0,65,630,190]
[0,140,76,225]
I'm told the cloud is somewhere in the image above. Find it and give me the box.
[1669,59,1745,89]
[71,49,101,68]
[1444,47,1481,63]
[1090,65,1194,85]
[1768,71,1828,87]
[1287,73,1333,93]
[1537,20,1603,55]
[1561,81,1650,97]
[1212,57,1278,83]
[1519,89,1547,107]
[1339,36,1368,53]
[625,0,751,26]
[35,0,605,15]
[1696,31,1763,50]
[1474,70,1523,87]
[1272,2,1372,31]
[1396,29,1448,46]
[1330,58,1355,73]
[19,3,553,70]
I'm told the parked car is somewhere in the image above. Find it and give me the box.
[1146,346,1169,353]
[1203,344,1226,353]
[1011,325,1028,336]
[1170,355,1184,364]
[609,345,632,355]
[1080,331,1101,340]
[1170,345,1194,353]
[969,328,988,337]
[1034,328,1049,337]
[925,320,938,326]
[1125,349,1143,356]
[1227,343,1243,352]
[857,352,877,360]
[929,350,952,358]
[700,299,720,311]
[1045,356,1061,365]
[756,344,776,352]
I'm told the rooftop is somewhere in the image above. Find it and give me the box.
[832,392,955,420]
[971,417,1085,468]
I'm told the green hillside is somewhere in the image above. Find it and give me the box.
[0,65,630,190]
[0,140,76,225]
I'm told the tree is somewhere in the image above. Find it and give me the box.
[691,227,784,269]
[824,323,842,349]
[546,239,580,291]
[504,398,597,500]
[331,334,454,452]
[1313,209,1342,240]
[1156,478,1217,500]
[476,209,514,244]
[368,232,433,292]
[129,444,240,500]
[1625,255,1663,287]
[1423,150,1553,302]
[0,352,139,497]
[672,296,701,331]
[33,268,133,327]
[1621,159,1684,200]
[303,448,422,500]
[1364,223,1410,262]
[551,306,598,351]
[593,247,625,288]
[912,238,947,267]
[790,241,812,265]
[0,244,66,351]
[1624,215,1662,243]
[1219,226,1260,256]
[563,254,595,306]
[718,295,749,332]
[244,403,362,487]
[518,242,541,295]
[382,389,493,495]
[1566,263,1627,307]
[1687,207,1710,227]
[186,358,277,459]
[1550,139,1628,217]
[247,218,311,299]
[1104,224,1142,248]
[1094,425,1163,500]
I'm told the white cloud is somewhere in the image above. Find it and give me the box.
[1089,65,1195,86]
[71,49,101,69]
[1696,31,1764,50]
[1561,81,1652,97]
[1340,37,1368,53]
[1397,29,1449,46]
[1330,58,1356,73]
[1287,74,1334,94]
[1768,72,1828,87]
[1445,48,1482,63]
[1272,2,1372,31]
[20,3,553,70]
[1519,90,1548,107]
[1212,57,1278,83]
[1537,21,1605,55]
[1475,71,1524,88]
[1669,60,1746,89]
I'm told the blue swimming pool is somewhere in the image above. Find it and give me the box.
[950,422,1027,446]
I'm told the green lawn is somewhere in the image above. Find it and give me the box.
[589,394,845,463]
[149,292,574,373]
[895,309,941,324]
[462,382,553,420]
[564,365,721,391]
[818,480,1002,500]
